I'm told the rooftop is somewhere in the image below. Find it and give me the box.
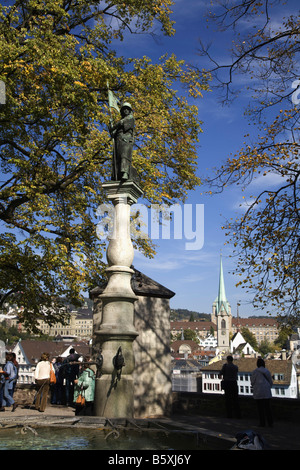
[90,267,175,299]
[202,358,294,385]
[15,339,90,364]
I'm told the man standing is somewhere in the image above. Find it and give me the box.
[220,355,241,419]
[63,348,80,406]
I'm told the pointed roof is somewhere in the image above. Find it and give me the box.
[215,255,230,315]
[131,268,175,299]
[90,267,175,300]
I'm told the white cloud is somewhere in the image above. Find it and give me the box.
[249,172,288,188]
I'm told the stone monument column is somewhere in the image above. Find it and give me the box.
[93,179,143,418]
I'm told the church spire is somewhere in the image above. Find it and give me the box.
[216,255,229,315]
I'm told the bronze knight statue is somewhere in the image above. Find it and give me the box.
[109,102,135,181]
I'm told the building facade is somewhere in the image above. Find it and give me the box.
[172,359,202,393]
[8,306,93,340]
[171,321,216,341]
[232,317,279,344]
[202,358,298,399]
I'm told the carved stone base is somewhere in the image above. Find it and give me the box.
[93,179,143,418]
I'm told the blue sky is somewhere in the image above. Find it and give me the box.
[112,0,297,318]
[1,1,295,319]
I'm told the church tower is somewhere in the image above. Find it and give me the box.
[212,255,232,352]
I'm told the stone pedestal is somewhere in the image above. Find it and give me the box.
[93,180,143,418]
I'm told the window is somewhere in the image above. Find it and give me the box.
[274,373,284,381]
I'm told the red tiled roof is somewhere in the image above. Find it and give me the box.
[232,317,278,327]
[171,321,216,331]
[170,340,200,353]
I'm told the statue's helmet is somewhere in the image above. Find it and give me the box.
[121,102,132,111]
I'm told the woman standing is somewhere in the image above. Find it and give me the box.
[251,358,274,427]
[73,360,95,416]
[34,352,51,412]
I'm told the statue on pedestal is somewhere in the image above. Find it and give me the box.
[108,101,135,181]
[93,88,143,418]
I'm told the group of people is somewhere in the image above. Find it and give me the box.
[33,348,96,415]
[0,352,19,412]
[220,355,274,427]
[1,348,274,426]
[0,348,96,415]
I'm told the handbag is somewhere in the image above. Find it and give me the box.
[76,383,86,406]
[50,364,56,384]
[76,392,85,406]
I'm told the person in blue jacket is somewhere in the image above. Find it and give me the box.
[0,353,18,412]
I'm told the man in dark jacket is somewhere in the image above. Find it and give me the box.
[63,348,80,406]
[220,355,241,419]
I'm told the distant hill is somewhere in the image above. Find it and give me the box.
[170,308,210,322]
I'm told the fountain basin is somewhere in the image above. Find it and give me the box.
[0,416,234,450]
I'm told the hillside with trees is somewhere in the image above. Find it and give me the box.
[170,308,210,322]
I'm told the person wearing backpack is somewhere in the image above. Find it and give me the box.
[0,352,18,412]
[251,358,274,427]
